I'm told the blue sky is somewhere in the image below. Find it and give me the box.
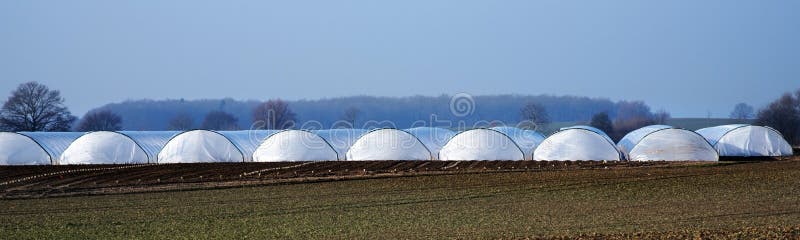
[1,0,798,117]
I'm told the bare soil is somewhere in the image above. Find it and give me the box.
[0,157,788,199]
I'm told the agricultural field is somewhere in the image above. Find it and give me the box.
[1,158,799,239]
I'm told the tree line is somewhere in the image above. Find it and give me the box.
[1,82,797,146]
[94,95,620,130]
[587,101,671,141]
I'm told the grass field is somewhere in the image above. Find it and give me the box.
[1,159,799,239]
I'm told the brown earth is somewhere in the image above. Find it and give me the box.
[0,156,790,199]
[2,156,800,239]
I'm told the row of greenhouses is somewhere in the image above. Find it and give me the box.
[0,124,792,165]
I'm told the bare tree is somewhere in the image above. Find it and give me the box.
[754,91,799,145]
[653,109,671,125]
[75,110,122,131]
[612,101,655,141]
[590,112,613,135]
[519,102,550,130]
[340,107,360,128]
[0,82,76,131]
[253,99,296,130]
[729,103,754,120]
[201,111,239,130]
[614,101,653,122]
[167,113,194,131]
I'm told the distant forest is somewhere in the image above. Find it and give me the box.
[91,95,630,131]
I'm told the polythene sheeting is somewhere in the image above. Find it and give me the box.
[627,128,718,161]
[490,126,545,159]
[695,124,749,146]
[217,130,277,161]
[534,129,621,161]
[60,131,180,165]
[404,127,456,160]
[0,132,83,165]
[19,132,84,161]
[560,125,615,144]
[696,125,793,157]
[0,132,50,165]
[158,130,247,163]
[60,131,149,164]
[439,128,525,161]
[254,130,338,162]
[313,129,367,160]
[119,131,181,161]
[346,129,431,161]
[617,125,673,155]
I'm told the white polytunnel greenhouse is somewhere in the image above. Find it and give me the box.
[696,124,793,157]
[564,125,616,144]
[0,132,83,165]
[490,126,546,160]
[617,125,718,161]
[617,125,673,153]
[218,130,277,161]
[346,128,432,161]
[158,130,274,163]
[313,129,367,160]
[533,126,622,161]
[439,128,525,161]
[404,127,456,160]
[60,131,180,165]
[253,130,339,162]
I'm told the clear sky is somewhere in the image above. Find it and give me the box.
[1,0,798,117]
